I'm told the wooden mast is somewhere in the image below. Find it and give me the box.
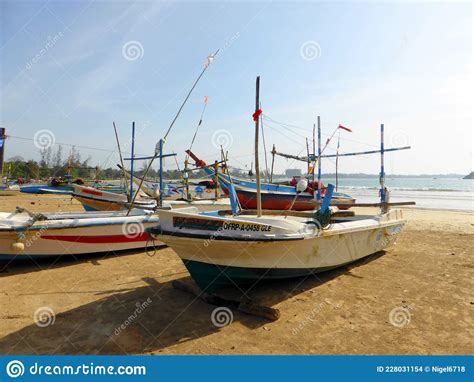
[254,76,262,217]
[335,132,340,191]
[0,128,5,183]
[380,123,387,213]
[312,123,316,189]
[113,122,129,200]
[317,116,322,201]
[270,144,276,183]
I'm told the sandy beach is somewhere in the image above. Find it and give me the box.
[0,193,472,355]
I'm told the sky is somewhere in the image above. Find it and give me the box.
[0,0,472,176]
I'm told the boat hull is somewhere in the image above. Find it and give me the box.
[0,215,161,261]
[235,188,354,211]
[182,259,350,292]
[72,185,157,212]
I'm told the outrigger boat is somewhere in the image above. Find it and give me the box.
[0,208,161,261]
[185,150,355,210]
[73,184,158,212]
[72,183,230,212]
[148,201,405,293]
[148,76,412,293]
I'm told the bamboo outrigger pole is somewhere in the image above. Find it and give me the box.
[126,50,218,214]
[274,146,411,161]
[254,76,262,217]
[113,122,130,200]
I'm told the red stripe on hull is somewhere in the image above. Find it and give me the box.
[236,190,317,211]
[41,233,148,244]
[236,190,353,211]
[82,188,104,196]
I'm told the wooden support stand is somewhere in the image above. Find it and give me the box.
[172,280,280,321]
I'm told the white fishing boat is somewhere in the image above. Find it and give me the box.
[147,76,411,293]
[0,208,161,261]
[148,206,405,292]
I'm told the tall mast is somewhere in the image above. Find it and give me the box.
[335,132,340,191]
[130,121,135,202]
[0,128,5,182]
[312,123,316,188]
[306,138,310,175]
[270,144,276,183]
[113,122,129,200]
[380,123,386,213]
[254,76,262,216]
[317,116,322,201]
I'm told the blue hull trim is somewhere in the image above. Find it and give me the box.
[183,259,345,293]
[82,205,99,212]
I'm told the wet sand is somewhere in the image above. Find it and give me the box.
[0,193,472,355]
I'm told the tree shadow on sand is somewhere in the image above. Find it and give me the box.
[0,251,387,354]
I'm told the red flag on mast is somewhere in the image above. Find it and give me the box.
[338,124,352,132]
[252,109,263,121]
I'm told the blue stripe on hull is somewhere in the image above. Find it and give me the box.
[82,204,99,211]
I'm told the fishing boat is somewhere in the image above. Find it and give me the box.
[19,177,82,195]
[72,184,157,212]
[148,76,411,293]
[72,183,230,212]
[148,202,405,293]
[185,150,355,210]
[0,208,161,261]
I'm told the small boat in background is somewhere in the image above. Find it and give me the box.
[72,184,157,212]
[0,208,161,261]
[72,184,230,212]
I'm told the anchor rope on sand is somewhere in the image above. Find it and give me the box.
[14,207,47,223]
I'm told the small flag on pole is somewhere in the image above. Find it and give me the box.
[252,109,262,121]
[204,96,208,104]
[338,124,352,132]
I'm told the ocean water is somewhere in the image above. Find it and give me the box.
[318,177,474,211]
